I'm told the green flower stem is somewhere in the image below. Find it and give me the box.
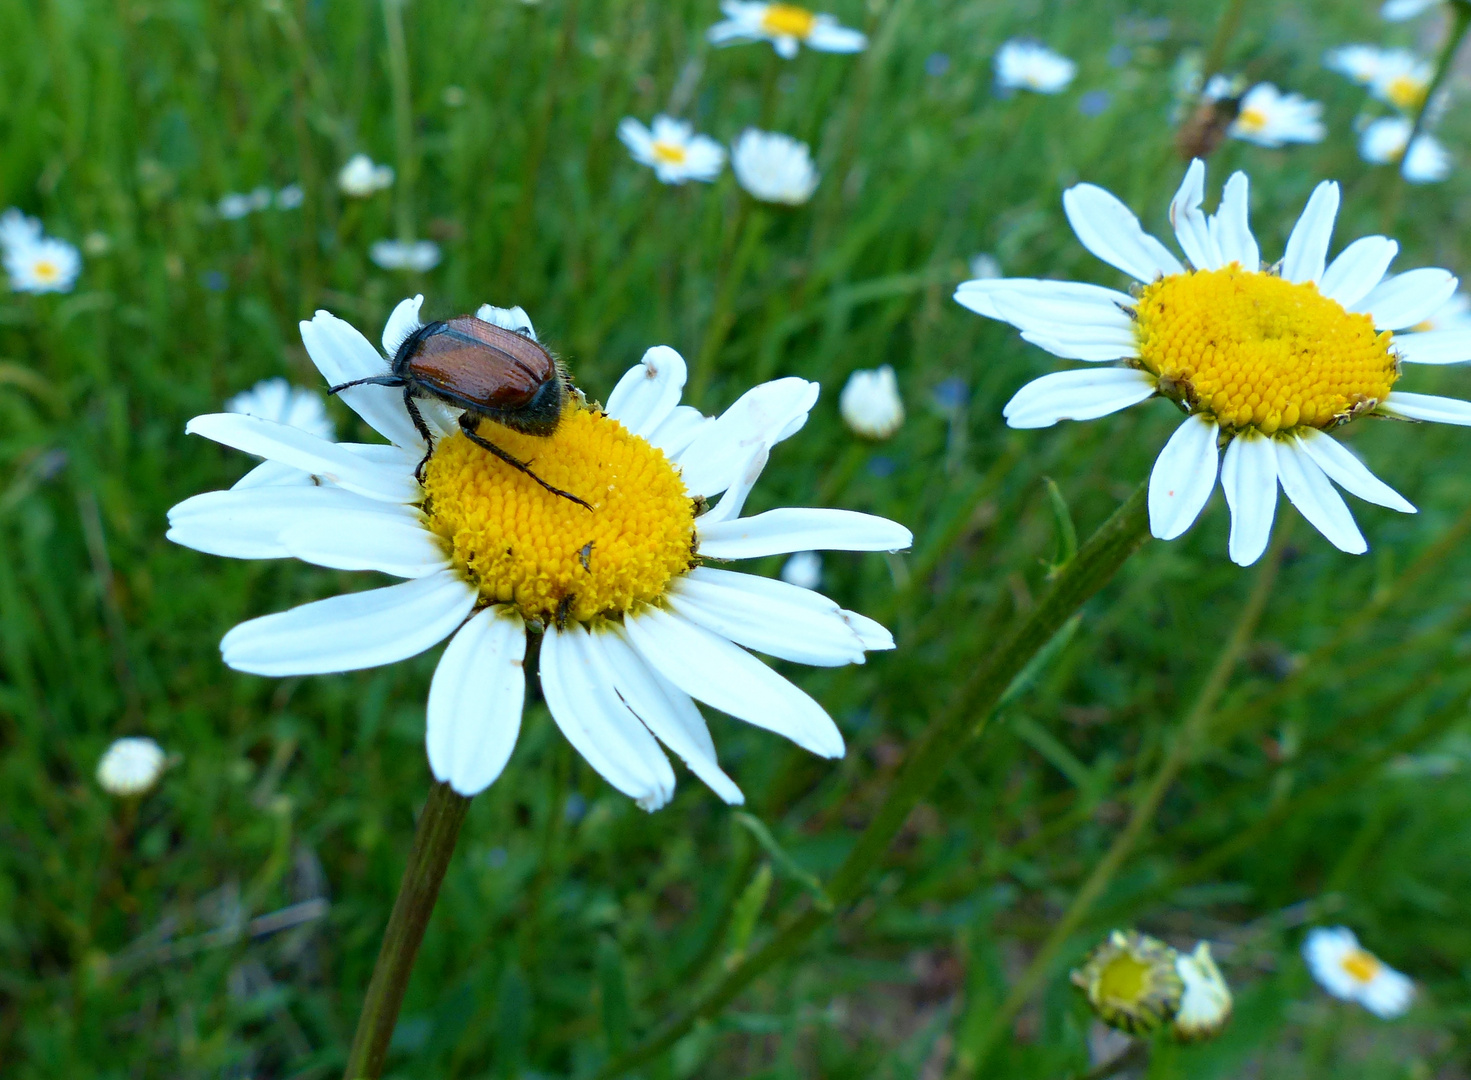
[1385,0,1471,225]
[1200,0,1251,82]
[342,781,472,1080]
[949,526,1288,1077]
[688,206,768,406]
[592,481,1153,1080]
[381,0,418,247]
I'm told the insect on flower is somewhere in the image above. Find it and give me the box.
[328,302,589,508]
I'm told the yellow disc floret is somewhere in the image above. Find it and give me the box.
[1134,265,1397,434]
[761,3,818,38]
[423,406,696,624]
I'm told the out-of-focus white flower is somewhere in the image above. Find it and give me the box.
[1303,927,1414,1018]
[0,208,43,252]
[1359,116,1451,183]
[968,253,1001,280]
[780,551,822,590]
[248,186,274,212]
[97,737,168,796]
[1368,51,1433,112]
[1411,289,1471,331]
[731,129,819,204]
[1382,0,1442,20]
[1325,44,1389,85]
[217,193,256,220]
[370,239,442,272]
[338,154,396,197]
[1173,942,1233,1040]
[840,365,905,439]
[1202,73,1243,102]
[617,116,727,184]
[276,184,304,210]
[994,39,1076,94]
[1229,83,1326,147]
[6,236,81,294]
[707,2,866,60]
[226,377,335,440]
[83,232,111,256]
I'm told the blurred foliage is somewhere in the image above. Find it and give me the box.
[2,0,1471,1076]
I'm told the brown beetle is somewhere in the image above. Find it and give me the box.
[329,315,589,508]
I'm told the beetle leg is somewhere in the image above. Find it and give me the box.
[458,414,593,511]
[404,391,437,482]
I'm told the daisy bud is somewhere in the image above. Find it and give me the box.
[840,366,905,440]
[338,153,396,198]
[1172,942,1233,1040]
[731,129,819,205]
[96,737,168,797]
[1071,930,1184,1036]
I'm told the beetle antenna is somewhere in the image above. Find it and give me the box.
[327,374,404,396]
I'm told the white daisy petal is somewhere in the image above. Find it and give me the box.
[1274,438,1367,554]
[300,311,424,451]
[1293,429,1415,513]
[596,629,744,805]
[839,608,895,651]
[474,303,537,339]
[426,606,526,796]
[1380,390,1471,425]
[1355,269,1459,329]
[696,507,913,560]
[1210,171,1260,270]
[605,346,688,438]
[220,569,476,676]
[1281,181,1340,284]
[987,289,1137,334]
[675,377,819,497]
[1017,329,1140,362]
[1062,183,1185,283]
[382,294,424,357]
[806,22,867,51]
[1169,159,1224,271]
[646,404,710,458]
[1319,237,1399,308]
[1148,414,1220,540]
[1001,368,1156,429]
[1359,966,1416,1019]
[623,605,845,758]
[1221,432,1279,566]
[185,414,421,503]
[231,459,316,489]
[279,510,450,577]
[540,622,675,810]
[667,567,868,667]
[700,445,769,525]
[1395,329,1471,365]
[954,278,1136,322]
[167,486,418,559]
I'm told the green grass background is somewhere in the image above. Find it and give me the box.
[3,0,1471,1075]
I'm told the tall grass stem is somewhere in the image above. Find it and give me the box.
[382,0,418,246]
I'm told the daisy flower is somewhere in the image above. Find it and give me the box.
[6,236,81,294]
[707,2,867,60]
[369,239,442,272]
[1325,44,1393,85]
[97,737,168,796]
[731,129,820,204]
[1229,83,1326,147]
[1359,116,1452,183]
[1071,930,1184,1035]
[1368,50,1433,112]
[780,550,822,589]
[168,298,910,807]
[0,208,43,252]
[994,39,1077,95]
[276,184,305,210]
[1303,926,1414,1018]
[1173,942,1233,1040]
[955,158,1471,566]
[338,153,396,197]
[1411,287,1471,331]
[1382,0,1441,19]
[839,365,905,439]
[225,377,335,441]
[617,116,727,185]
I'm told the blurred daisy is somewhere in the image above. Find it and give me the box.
[217,188,273,221]
[276,184,304,210]
[1303,927,1414,1018]
[780,550,823,589]
[1382,0,1441,19]
[1412,288,1471,331]
[617,116,727,184]
[840,365,905,439]
[370,239,442,272]
[731,129,819,204]
[338,153,396,197]
[955,158,1471,567]
[968,252,1002,280]
[226,377,335,441]
[1229,83,1326,147]
[97,737,167,796]
[1071,930,1183,1035]
[168,299,909,807]
[994,39,1077,95]
[6,236,81,294]
[1360,116,1452,182]
[1325,44,1393,86]
[1173,942,1233,1040]
[707,2,866,59]
[1368,51,1432,112]
[0,208,42,251]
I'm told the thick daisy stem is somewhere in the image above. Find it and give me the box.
[342,781,472,1080]
[591,481,1153,1080]
[949,526,1287,1078]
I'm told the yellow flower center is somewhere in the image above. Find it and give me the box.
[422,406,696,625]
[1134,265,1397,434]
[32,260,58,282]
[1236,106,1269,133]
[1384,74,1426,111]
[1342,949,1383,984]
[760,3,817,37]
[651,140,689,165]
[1097,953,1150,1003]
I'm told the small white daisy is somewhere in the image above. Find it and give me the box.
[369,239,442,272]
[168,298,910,807]
[97,736,168,797]
[338,154,396,197]
[1368,50,1433,112]
[1360,116,1452,183]
[1173,942,1233,1040]
[226,377,336,441]
[707,2,867,60]
[780,551,823,589]
[839,365,905,439]
[994,39,1077,95]
[617,115,727,185]
[6,236,81,294]
[1229,83,1326,147]
[1411,288,1471,331]
[217,193,256,220]
[955,158,1471,567]
[731,129,819,204]
[0,208,43,252]
[1303,926,1414,1018]
[1325,44,1391,86]
[276,184,305,210]
[1382,0,1442,20]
